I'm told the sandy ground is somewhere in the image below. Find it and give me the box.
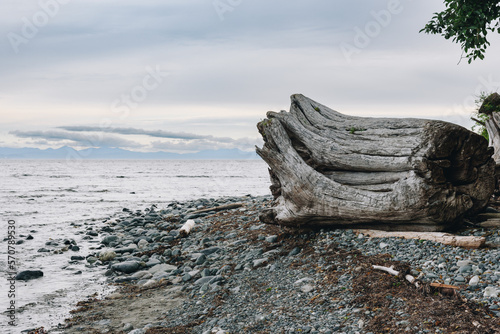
[61,283,184,333]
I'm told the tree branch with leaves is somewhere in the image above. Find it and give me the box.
[420,0,500,63]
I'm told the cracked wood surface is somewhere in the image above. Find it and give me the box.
[256,94,495,231]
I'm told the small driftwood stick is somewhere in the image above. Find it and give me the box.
[356,229,485,249]
[372,265,419,288]
[191,203,243,215]
[179,219,195,237]
[479,219,500,228]
[430,282,460,290]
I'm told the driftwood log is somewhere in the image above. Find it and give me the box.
[256,94,495,231]
[355,229,485,249]
[479,93,500,164]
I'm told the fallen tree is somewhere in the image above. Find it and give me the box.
[256,94,495,231]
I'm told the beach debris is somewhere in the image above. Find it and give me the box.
[355,229,486,249]
[179,219,196,237]
[257,94,495,231]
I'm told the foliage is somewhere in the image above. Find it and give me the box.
[420,0,500,63]
[471,91,491,141]
[346,127,367,134]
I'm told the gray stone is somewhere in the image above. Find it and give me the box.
[148,263,177,275]
[145,258,162,268]
[137,239,149,249]
[194,276,215,285]
[101,235,119,246]
[128,329,145,334]
[86,256,98,264]
[301,284,315,293]
[99,250,117,262]
[114,245,138,254]
[200,247,221,255]
[469,275,480,286]
[112,261,141,274]
[253,258,269,268]
[195,254,206,265]
[265,235,278,243]
[484,286,499,298]
[123,323,134,331]
[288,247,301,256]
[15,270,43,281]
[459,265,472,273]
[294,277,314,286]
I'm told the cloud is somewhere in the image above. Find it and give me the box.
[57,125,260,147]
[9,130,142,148]
[149,139,247,152]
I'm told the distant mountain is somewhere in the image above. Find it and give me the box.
[0,146,260,160]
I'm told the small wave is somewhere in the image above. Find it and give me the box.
[173,175,246,178]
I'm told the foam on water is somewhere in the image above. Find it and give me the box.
[0,160,270,332]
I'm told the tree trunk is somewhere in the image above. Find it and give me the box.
[256,94,495,232]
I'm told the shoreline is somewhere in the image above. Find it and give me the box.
[40,195,500,333]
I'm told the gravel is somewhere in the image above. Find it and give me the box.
[60,195,500,333]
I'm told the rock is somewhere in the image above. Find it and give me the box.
[484,286,500,298]
[112,261,141,274]
[301,284,315,293]
[86,256,98,264]
[101,235,119,246]
[71,245,80,251]
[99,250,117,262]
[288,247,301,256]
[145,258,161,268]
[294,277,314,286]
[137,239,149,249]
[194,276,215,285]
[132,271,153,280]
[71,256,85,261]
[26,234,34,240]
[123,323,134,332]
[200,247,221,255]
[459,265,472,274]
[37,248,50,253]
[114,245,138,254]
[457,260,473,267]
[16,270,43,281]
[469,275,480,286]
[265,235,278,243]
[253,258,269,268]
[148,263,177,275]
[195,254,206,265]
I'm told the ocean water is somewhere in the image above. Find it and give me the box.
[0,160,270,332]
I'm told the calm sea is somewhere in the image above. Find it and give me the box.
[0,160,270,332]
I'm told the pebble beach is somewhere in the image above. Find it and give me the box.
[25,194,500,333]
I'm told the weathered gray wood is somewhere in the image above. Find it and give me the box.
[190,203,243,214]
[256,94,495,231]
[479,93,500,166]
[356,229,485,249]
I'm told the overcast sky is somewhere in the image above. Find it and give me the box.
[1,0,500,153]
